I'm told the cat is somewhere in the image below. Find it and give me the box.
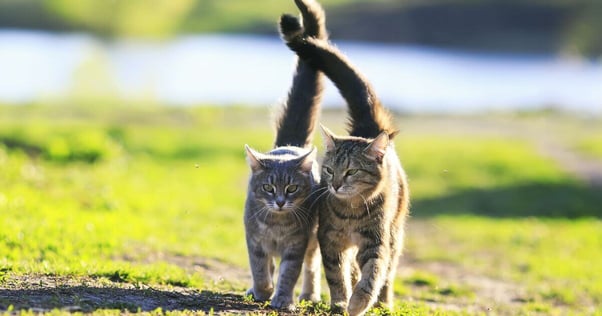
[279,11,410,316]
[243,0,327,311]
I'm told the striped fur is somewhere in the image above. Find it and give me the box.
[243,0,327,311]
[280,10,410,316]
[275,0,327,148]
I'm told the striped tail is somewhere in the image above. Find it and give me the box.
[279,15,395,139]
[274,0,328,148]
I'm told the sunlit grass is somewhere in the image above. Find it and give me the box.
[0,105,600,315]
[576,136,602,160]
[407,217,602,313]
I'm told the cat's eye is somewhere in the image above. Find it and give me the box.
[286,185,298,194]
[346,169,359,176]
[323,166,334,175]
[262,184,275,193]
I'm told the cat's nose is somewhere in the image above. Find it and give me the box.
[276,201,285,208]
[332,182,342,191]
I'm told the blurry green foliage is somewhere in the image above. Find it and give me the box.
[0,126,121,163]
[565,1,602,57]
[39,0,359,36]
[43,0,195,38]
[180,0,362,33]
[0,0,599,55]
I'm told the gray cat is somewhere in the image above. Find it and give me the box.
[280,11,410,316]
[243,0,327,311]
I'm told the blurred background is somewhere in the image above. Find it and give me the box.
[0,0,601,112]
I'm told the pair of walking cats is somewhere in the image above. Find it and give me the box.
[243,0,409,315]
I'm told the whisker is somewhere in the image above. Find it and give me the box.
[359,193,370,216]
[308,188,330,211]
[293,207,310,227]
[247,205,270,222]
[297,187,328,206]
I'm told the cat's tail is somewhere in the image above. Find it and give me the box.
[279,15,395,139]
[274,0,327,148]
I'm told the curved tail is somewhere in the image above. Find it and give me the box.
[274,0,328,148]
[279,15,395,139]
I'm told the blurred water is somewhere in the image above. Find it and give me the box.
[0,30,601,113]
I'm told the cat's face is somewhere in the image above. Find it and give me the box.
[245,146,316,214]
[319,126,389,201]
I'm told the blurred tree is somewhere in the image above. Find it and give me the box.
[0,0,599,56]
[43,0,195,38]
[565,1,602,58]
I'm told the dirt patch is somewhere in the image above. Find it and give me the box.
[400,220,528,315]
[0,254,528,315]
[400,260,526,315]
[536,138,602,187]
[119,250,252,287]
[0,274,262,314]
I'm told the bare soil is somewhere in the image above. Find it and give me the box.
[0,274,259,314]
[0,245,526,315]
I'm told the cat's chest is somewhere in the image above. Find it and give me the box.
[255,221,297,252]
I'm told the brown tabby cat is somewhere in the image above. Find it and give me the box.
[279,11,410,316]
[243,0,327,311]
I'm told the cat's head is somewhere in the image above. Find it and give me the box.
[245,145,317,213]
[319,125,391,201]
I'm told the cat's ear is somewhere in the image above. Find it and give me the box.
[296,146,317,173]
[363,132,389,163]
[245,145,265,172]
[319,124,336,152]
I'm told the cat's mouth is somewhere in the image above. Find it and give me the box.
[329,186,354,199]
[268,204,294,213]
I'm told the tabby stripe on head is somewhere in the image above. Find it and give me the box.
[356,179,379,186]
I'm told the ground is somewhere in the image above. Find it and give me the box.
[0,253,525,315]
[1,109,600,315]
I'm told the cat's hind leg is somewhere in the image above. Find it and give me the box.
[299,231,321,302]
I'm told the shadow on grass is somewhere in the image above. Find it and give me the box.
[413,182,602,218]
[0,287,260,313]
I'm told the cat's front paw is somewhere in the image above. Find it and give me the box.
[329,301,348,315]
[270,294,296,311]
[347,288,373,316]
[246,287,272,302]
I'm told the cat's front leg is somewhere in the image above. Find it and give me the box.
[347,236,390,316]
[271,250,304,311]
[246,243,274,301]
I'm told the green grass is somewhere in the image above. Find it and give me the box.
[0,105,600,315]
[576,135,602,160]
[408,217,602,313]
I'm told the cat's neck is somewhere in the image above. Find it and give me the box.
[330,190,385,212]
